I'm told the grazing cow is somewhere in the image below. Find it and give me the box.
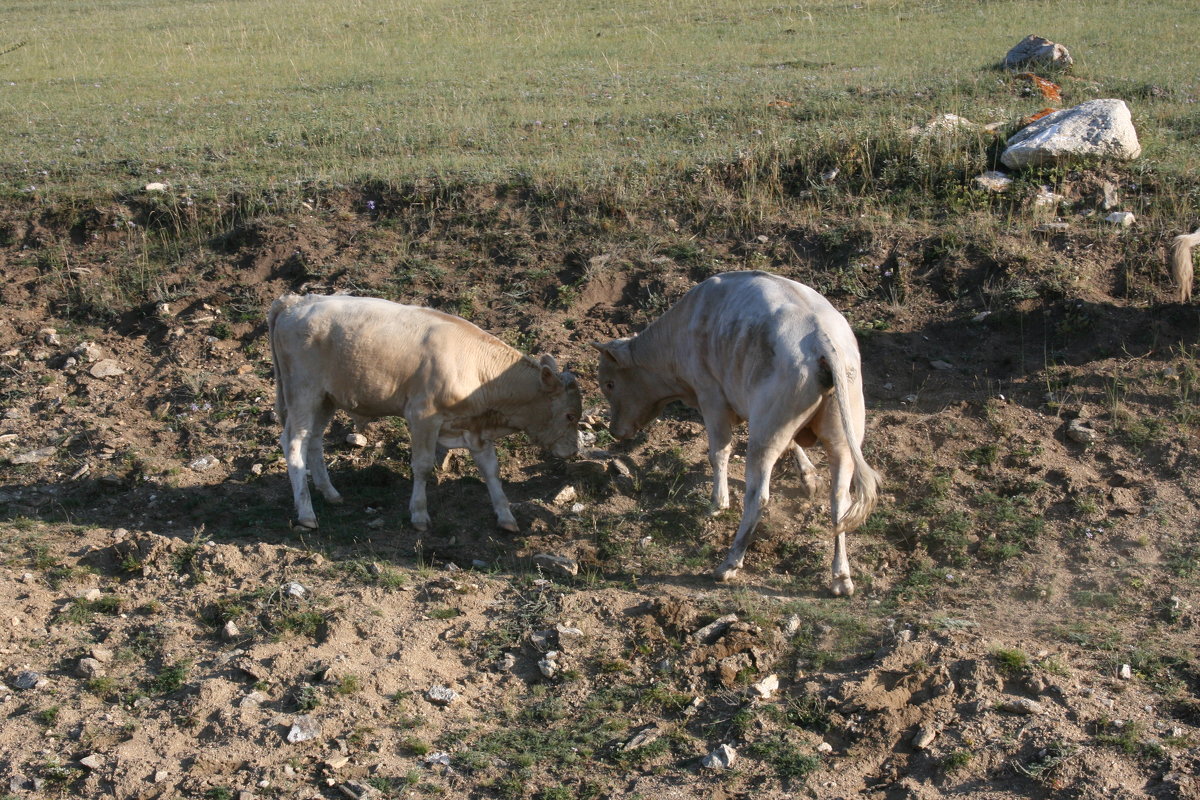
[269,294,582,532]
[1168,227,1200,302]
[593,271,879,596]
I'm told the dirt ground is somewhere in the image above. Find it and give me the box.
[0,188,1198,799]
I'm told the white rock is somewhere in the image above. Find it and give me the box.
[345,433,368,448]
[189,455,220,472]
[426,685,458,705]
[912,726,938,749]
[79,754,103,770]
[701,743,737,770]
[284,582,307,599]
[1066,419,1098,444]
[1002,35,1073,70]
[1001,99,1141,170]
[1034,186,1066,207]
[974,171,1013,192]
[1118,663,1132,680]
[533,553,578,577]
[908,113,977,138]
[537,651,559,678]
[153,770,170,783]
[692,614,738,644]
[10,447,56,465]
[1105,211,1135,227]
[930,360,954,371]
[286,714,320,743]
[817,742,833,753]
[222,620,240,640]
[751,674,780,700]
[552,485,578,506]
[144,182,169,192]
[89,359,125,378]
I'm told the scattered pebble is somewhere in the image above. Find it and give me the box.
[751,674,780,700]
[552,485,578,506]
[89,359,125,379]
[345,433,368,447]
[912,726,938,749]
[701,743,737,770]
[189,455,220,471]
[692,614,738,644]
[426,685,458,706]
[1118,663,1132,680]
[1105,211,1135,227]
[13,670,40,690]
[532,553,578,577]
[286,714,320,743]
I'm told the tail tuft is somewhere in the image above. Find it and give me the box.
[1168,229,1200,303]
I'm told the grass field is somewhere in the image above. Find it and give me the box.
[2,0,1197,202]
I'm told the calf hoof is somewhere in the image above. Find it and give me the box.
[497,520,519,533]
[322,492,344,505]
[831,575,855,597]
[410,514,431,532]
[293,517,319,531]
[714,563,740,583]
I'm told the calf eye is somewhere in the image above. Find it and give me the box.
[604,381,615,391]
[566,413,578,423]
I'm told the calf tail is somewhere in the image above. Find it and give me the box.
[267,295,299,426]
[820,332,880,534]
[1168,229,1200,303]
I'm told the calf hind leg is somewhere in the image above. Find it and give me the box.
[305,402,343,506]
[714,428,791,582]
[283,416,319,529]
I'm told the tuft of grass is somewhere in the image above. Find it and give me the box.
[746,736,821,781]
[992,647,1030,677]
[941,749,972,773]
[148,661,190,695]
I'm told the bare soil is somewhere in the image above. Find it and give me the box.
[0,187,1198,800]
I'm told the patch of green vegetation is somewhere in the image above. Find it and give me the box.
[1013,740,1076,782]
[57,594,125,625]
[204,789,234,800]
[1094,718,1163,759]
[992,646,1030,677]
[293,685,322,712]
[148,661,190,695]
[429,607,462,620]
[940,749,972,773]
[336,674,362,695]
[746,735,821,781]
[35,705,61,727]
[333,559,408,589]
[639,685,692,714]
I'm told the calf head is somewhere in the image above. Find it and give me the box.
[511,354,582,459]
[593,338,666,440]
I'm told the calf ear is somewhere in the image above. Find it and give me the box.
[591,339,633,368]
[539,354,560,372]
[540,362,563,393]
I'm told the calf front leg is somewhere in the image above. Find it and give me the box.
[715,431,788,582]
[407,417,442,532]
[701,402,736,514]
[464,438,518,532]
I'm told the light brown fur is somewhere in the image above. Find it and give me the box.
[1168,228,1200,303]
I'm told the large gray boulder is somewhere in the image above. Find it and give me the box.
[1003,35,1073,70]
[1000,99,1140,170]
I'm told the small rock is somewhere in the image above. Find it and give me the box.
[701,743,738,770]
[912,726,938,750]
[532,553,578,577]
[1066,418,1098,444]
[930,359,954,370]
[1105,211,1135,227]
[998,697,1044,715]
[783,614,803,636]
[1002,35,1073,70]
[76,658,105,679]
[552,485,578,506]
[622,724,661,751]
[9,775,28,793]
[144,182,169,192]
[79,754,103,770]
[1035,222,1071,233]
[537,651,560,678]
[13,670,40,689]
[423,752,452,766]
[286,714,320,743]
[693,614,738,644]
[239,691,266,708]
[283,581,307,599]
[152,770,170,783]
[10,447,56,465]
[345,433,368,448]
[426,685,458,706]
[1118,663,1132,680]
[89,359,125,379]
[901,394,918,404]
[554,623,585,646]
[337,779,382,800]
[751,674,780,700]
[37,327,60,346]
[222,620,240,640]
[1026,676,1046,695]
[326,756,350,771]
[1034,186,1065,207]
[974,171,1012,193]
[817,742,833,753]
[189,455,220,471]
[250,463,264,476]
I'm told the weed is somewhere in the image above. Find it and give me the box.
[746,736,821,781]
[1094,718,1163,759]
[1013,740,1076,782]
[293,685,322,712]
[204,789,233,800]
[336,675,362,695]
[86,676,119,699]
[149,661,190,695]
[35,705,61,726]
[941,749,972,773]
[992,647,1030,677]
[429,607,461,620]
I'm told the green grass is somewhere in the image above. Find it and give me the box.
[4,0,1198,204]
